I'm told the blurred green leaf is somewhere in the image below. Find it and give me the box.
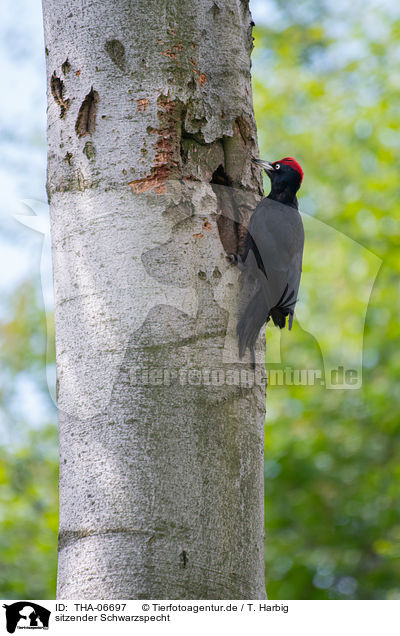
[254,1,400,600]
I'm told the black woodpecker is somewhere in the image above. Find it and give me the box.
[232,156,305,367]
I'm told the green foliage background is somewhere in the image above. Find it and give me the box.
[0,283,58,597]
[253,0,400,599]
[1,0,399,600]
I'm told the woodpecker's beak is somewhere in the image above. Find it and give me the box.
[251,157,274,174]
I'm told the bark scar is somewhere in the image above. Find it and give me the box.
[75,87,100,138]
[61,59,71,74]
[105,39,126,71]
[50,72,70,118]
[179,550,188,569]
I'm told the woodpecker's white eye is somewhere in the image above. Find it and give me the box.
[275,163,280,170]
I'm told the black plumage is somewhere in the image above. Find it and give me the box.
[235,157,304,367]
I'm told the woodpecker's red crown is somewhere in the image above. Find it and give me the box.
[277,157,303,183]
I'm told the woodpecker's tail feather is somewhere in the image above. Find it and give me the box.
[237,285,298,364]
[237,290,269,364]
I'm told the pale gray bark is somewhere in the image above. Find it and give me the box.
[42,0,266,599]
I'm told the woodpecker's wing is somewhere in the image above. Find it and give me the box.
[244,198,304,320]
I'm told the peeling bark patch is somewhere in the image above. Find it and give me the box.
[105,39,126,71]
[161,49,177,59]
[75,87,99,138]
[137,98,150,112]
[190,58,207,86]
[129,95,184,195]
[61,58,71,74]
[161,43,184,59]
[202,220,212,231]
[50,72,70,118]
[179,550,188,569]
[83,141,96,160]
[192,233,203,239]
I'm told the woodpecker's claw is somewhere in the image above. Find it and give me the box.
[226,253,238,265]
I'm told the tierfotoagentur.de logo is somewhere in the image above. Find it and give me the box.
[2,602,51,634]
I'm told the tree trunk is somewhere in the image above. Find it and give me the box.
[42,0,266,599]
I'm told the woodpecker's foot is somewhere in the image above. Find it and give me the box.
[226,253,239,265]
